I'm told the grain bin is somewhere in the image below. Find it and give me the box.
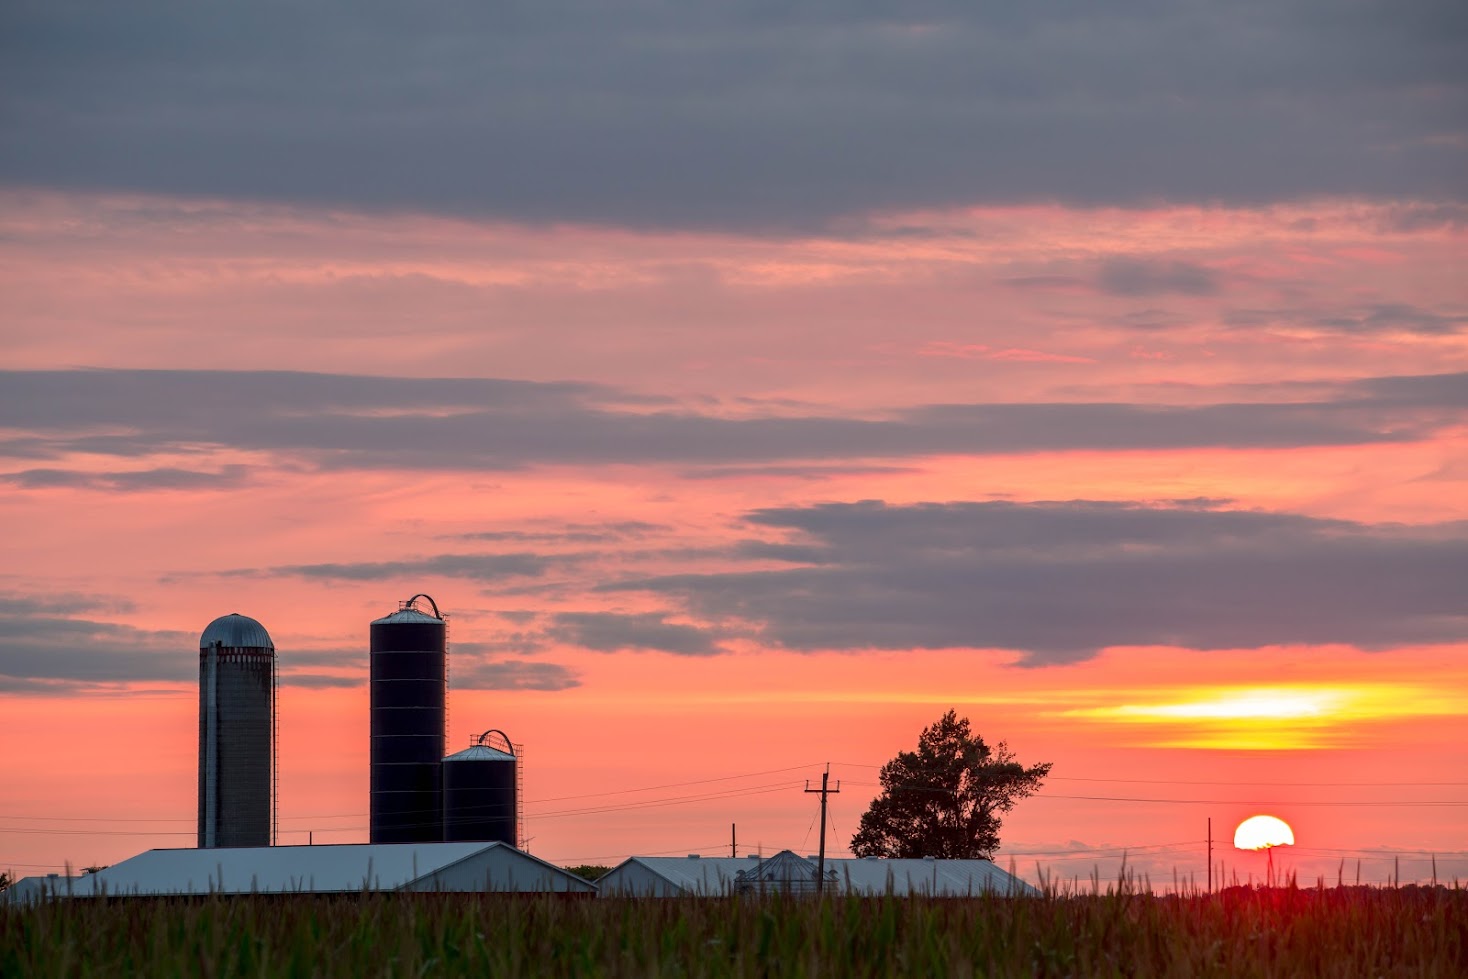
[198,612,275,848]
[443,730,520,846]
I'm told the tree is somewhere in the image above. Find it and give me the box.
[851,710,1051,860]
[0,871,11,893]
[564,864,612,882]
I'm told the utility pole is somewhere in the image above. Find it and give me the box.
[731,823,737,858]
[804,764,841,895]
[1207,818,1212,894]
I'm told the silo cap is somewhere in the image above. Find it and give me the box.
[200,613,274,650]
[443,744,516,763]
[370,608,444,626]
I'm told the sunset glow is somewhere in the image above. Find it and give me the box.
[2,3,1466,894]
[1061,683,1459,750]
[1109,690,1344,721]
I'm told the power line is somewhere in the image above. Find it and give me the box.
[0,781,811,838]
[1036,794,1468,807]
[531,782,805,820]
[830,763,1468,788]
[548,843,732,863]
[837,779,1465,808]
[998,840,1202,857]
[0,826,194,837]
[8,760,1461,827]
[527,764,820,804]
[0,813,196,824]
[0,764,826,826]
[1289,845,1468,856]
[1049,776,1468,788]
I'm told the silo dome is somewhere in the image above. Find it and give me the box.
[198,611,276,849]
[370,608,444,628]
[444,743,516,764]
[200,613,274,650]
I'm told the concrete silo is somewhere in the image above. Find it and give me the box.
[443,730,521,846]
[370,595,447,843]
[198,613,276,848]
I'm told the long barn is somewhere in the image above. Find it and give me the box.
[7,842,594,899]
[599,850,1039,897]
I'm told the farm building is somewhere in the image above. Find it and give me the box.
[597,854,758,897]
[2,874,86,905]
[599,850,1039,897]
[826,856,1040,897]
[9,842,593,899]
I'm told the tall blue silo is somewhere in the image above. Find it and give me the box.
[370,595,447,843]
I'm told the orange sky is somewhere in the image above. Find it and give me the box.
[2,191,1465,890]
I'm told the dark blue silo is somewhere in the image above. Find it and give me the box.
[198,613,275,848]
[370,595,447,843]
[443,730,519,845]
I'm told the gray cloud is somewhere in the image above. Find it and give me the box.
[0,597,194,691]
[452,632,550,657]
[0,465,250,492]
[0,593,580,693]
[1096,259,1220,297]
[240,553,553,583]
[609,500,1468,663]
[0,593,136,617]
[2,2,1462,229]
[1227,302,1468,336]
[678,464,922,482]
[279,673,361,689]
[452,659,580,691]
[0,370,619,432]
[1002,275,1086,291]
[2,369,1462,475]
[452,522,667,544]
[1378,203,1468,232]
[547,611,725,655]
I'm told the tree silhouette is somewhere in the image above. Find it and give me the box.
[564,864,612,882]
[851,710,1051,859]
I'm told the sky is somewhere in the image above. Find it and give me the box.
[2,1,1465,890]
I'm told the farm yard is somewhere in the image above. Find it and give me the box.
[3,882,1463,977]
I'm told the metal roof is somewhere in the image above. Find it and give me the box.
[600,851,1039,897]
[444,744,516,763]
[199,613,274,650]
[370,608,444,626]
[832,858,1040,897]
[599,855,760,896]
[2,875,84,905]
[734,851,838,893]
[68,842,592,896]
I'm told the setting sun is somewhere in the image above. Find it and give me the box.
[1234,815,1295,851]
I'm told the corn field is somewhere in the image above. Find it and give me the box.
[3,881,1463,977]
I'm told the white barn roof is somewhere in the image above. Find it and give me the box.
[599,850,1039,897]
[833,857,1040,897]
[2,874,85,905]
[599,855,762,896]
[63,842,593,897]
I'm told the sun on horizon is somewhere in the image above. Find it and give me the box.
[1234,814,1295,851]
